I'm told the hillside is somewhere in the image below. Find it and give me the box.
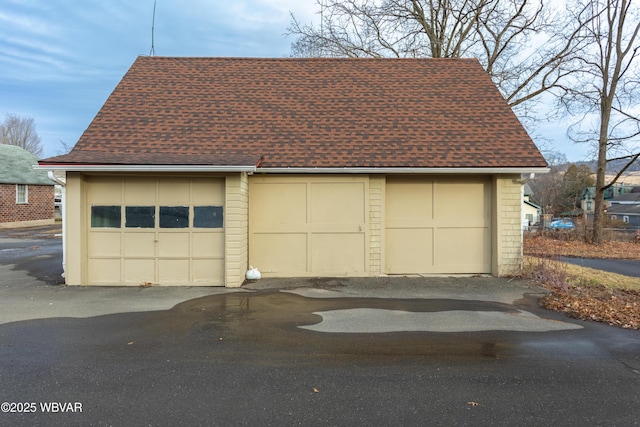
[610,171,640,186]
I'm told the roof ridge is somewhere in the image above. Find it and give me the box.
[136,55,479,62]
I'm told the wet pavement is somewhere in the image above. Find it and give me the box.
[1,288,639,426]
[0,226,639,426]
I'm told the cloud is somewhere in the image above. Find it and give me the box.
[0,0,586,161]
[0,2,136,82]
[0,1,324,157]
[0,9,60,37]
[0,7,72,80]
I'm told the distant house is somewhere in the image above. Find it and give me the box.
[605,192,640,228]
[522,183,541,229]
[0,144,55,228]
[38,57,548,287]
[581,183,636,216]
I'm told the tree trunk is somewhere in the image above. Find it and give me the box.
[592,166,606,244]
[592,101,611,245]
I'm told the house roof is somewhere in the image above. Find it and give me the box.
[609,193,640,203]
[40,56,548,171]
[0,144,54,185]
[583,184,637,200]
[524,199,541,210]
[606,204,640,216]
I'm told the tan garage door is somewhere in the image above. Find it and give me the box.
[385,176,491,274]
[249,176,368,276]
[86,176,225,286]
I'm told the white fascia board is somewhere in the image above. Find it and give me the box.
[34,165,257,173]
[257,167,550,174]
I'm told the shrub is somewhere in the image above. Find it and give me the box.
[523,256,571,291]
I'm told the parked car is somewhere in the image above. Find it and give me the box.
[549,218,576,230]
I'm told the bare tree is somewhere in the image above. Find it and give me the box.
[288,0,584,110]
[475,1,587,110]
[562,163,595,214]
[528,165,564,216]
[528,151,568,217]
[559,0,640,244]
[289,0,489,59]
[0,113,43,157]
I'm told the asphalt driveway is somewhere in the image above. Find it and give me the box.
[1,226,639,426]
[562,257,640,278]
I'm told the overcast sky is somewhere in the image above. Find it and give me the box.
[1,0,589,162]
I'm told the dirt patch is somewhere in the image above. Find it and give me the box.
[0,224,62,239]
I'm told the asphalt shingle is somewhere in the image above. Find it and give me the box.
[41,56,547,169]
[1,144,54,185]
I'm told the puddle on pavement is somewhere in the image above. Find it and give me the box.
[136,290,581,362]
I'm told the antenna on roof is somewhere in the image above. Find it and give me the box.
[149,0,157,56]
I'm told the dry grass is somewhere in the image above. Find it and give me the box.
[523,256,640,290]
[525,235,640,260]
[606,172,640,186]
[523,237,640,329]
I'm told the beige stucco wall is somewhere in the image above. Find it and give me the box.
[492,175,523,277]
[224,172,249,287]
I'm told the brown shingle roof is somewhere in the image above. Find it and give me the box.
[41,56,547,169]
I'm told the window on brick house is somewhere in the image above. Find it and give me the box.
[16,184,28,204]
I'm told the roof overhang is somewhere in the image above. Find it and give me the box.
[255,167,551,174]
[35,165,550,175]
[524,200,542,209]
[34,164,258,173]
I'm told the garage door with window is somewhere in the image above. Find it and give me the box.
[249,176,368,276]
[87,176,225,286]
[385,176,491,274]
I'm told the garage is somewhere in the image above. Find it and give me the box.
[249,175,368,276]
[86,176,225,286]
[385,176,492,274]
[39,57,548,286]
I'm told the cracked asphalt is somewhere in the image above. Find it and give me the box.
[0,226,639,426]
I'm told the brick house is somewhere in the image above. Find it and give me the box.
[1,144,55,228]
[38,57,548,287]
